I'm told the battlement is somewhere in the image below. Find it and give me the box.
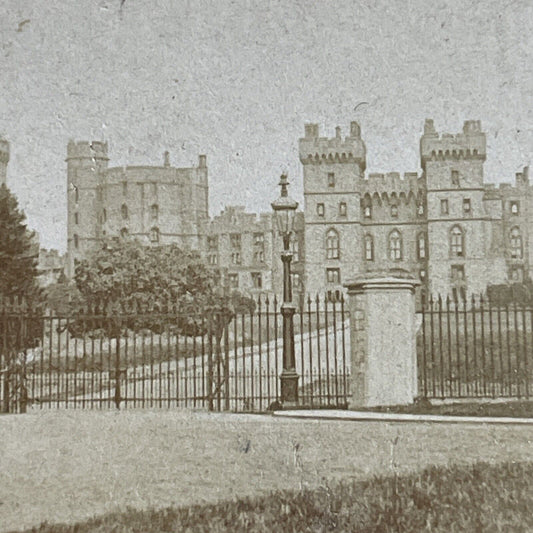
[420,119,486,169]
[299,121,366,170]
[0,137,9,164]
[67,140,109,161]
[361,171,424,197]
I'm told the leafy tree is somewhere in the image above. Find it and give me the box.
[0,184,40,302]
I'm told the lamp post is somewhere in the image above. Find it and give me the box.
[271,173,299,405]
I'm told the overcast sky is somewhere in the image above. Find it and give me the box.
[0,0,532,252]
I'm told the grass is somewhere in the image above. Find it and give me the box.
[14,462,533,532]
[2,410,533,532]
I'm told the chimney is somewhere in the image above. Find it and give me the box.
[335,126,341,139]
[198,154,207,168]
[163,151,170,167]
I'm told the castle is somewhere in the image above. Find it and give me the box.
[31,118,533,297]
[301,119,530,300]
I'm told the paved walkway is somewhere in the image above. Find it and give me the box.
[273,409,533,425]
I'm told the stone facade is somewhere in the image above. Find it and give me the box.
[301,119,529,299]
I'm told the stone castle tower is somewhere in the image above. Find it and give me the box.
[66,140,208,277]
[0,137,10,186]
[299,119,512,299]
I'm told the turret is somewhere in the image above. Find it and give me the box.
[0,137,9,186]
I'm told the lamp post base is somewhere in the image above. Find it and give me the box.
[280,369,299,406]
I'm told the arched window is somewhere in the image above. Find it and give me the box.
[326,228,340,260]
[151,204,159,221]
[73,234,79,249]
[120,227,129,238]
[417,233,427,260]
[450,225,464,257]
[364,234,374,261]
[150,227,160,243]
[510,227,523,259]
[121,204,129,220]
[389,230,402,261]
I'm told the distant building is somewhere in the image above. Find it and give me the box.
[37,249,65,287]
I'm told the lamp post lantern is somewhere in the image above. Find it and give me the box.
[271,173,299,405]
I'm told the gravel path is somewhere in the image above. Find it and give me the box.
[1,410,533,532]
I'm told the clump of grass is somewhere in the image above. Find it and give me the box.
[19,462,533,533]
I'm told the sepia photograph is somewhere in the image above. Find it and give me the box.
[1,0,532,531]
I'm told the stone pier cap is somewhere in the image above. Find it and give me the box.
[344,270,420,293]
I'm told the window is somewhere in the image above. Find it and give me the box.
[290,236,299,262]
[253,233,264,245]
[228,273,239,288]
[364,205,372,219]
[253,250,265,263]
[231,252,241,265]
[463,198,471,214]
[328,173,335,188]
[151,182,157,195]
[326,228,340,259]
[391,204,398,218]
[102,209,107,223]
[417,203,424,216]
[327,290,341,303]
[230,233,241,250]
[451,265,465,281]
[364,234,374,261]
[74,185,79,203]
[122,181,128,195]
[151,204,159,221]
[511,201,519,215]
[510,266,524,282]
[440,199,449,215]
[251,272,262,289]
[150,227,160,243]
[417,233,427,260]
[326,268,340,284]
[450,226,464,257]
[389,230,402,261]
[420,269,426,281]
[451,170,459,186]
[452,287,467,303]
[510,227,523,259]
[207,253,218,265]
[207,236,218,251]
[74,212,79,225]
[317,203,325,217]
[120,227,129,238]
[73,234,79,249]
[121,204,129,220]
[291,273,301,290]
[339,202,347,217]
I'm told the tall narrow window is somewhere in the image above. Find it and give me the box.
[510,227,523,259]
[207,236,218,251]
[511,201,519,215]
[251,272,263,289]
[363,204,372,218]
[122,181,128,196]
[74,212,79,225]
[102,209,107,223]
[451,170,459,186]
[389,230,402,261]
[228,273,239,288]
[391,204,398,218]
[417,233,426,260]
[230,233,241,250]
[328,173,335,188]
[450,226,464,257]
[440,199,449,215]
[73,234,79,249]
[339,202,347,217]
[121,204,129,220]
[463,198,471,214]
[74,185,79,204]
[151,204,159,221]
[326,268,340,284]
[326,228,340,259]
[364,234,374,261]
[150,227,160,243]
[317,203,325,217]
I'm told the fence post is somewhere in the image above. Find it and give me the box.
[344,272,420,407]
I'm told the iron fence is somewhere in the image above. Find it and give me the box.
[418,295,533,400]
[0,295,350,413]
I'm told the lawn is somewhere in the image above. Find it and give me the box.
[15,462,533,532]
[1,410,533,532]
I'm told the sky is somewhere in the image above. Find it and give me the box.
[0,0,532,253]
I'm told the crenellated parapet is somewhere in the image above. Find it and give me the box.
[299,121,366,170]
[420,119,486,170]
[66,140,109,162]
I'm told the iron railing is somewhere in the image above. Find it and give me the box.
[0,295,350,413]
[418,295,533,400]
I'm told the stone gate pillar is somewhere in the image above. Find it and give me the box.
[344,272,420,407]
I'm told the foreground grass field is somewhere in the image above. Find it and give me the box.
[18,462,533,532]
[2,410,533,531]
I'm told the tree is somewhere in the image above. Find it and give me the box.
[0,184,40,301]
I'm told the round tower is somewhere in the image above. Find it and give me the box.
[0,137,10,186]
[66,140,109,277]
